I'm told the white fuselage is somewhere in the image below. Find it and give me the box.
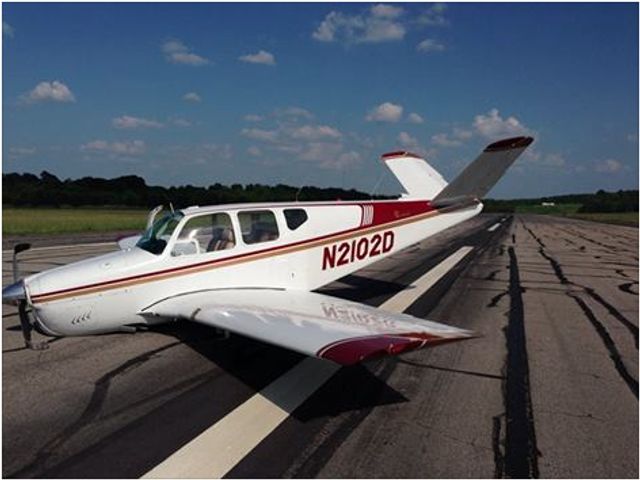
[24,199,482,336]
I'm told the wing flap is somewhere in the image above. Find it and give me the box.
[141,289,474,365]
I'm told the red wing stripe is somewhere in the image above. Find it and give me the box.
[317,332,469,365]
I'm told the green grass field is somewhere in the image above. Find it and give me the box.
[2,206,637,236]
[3,208,148,235]
[564,212,638,227]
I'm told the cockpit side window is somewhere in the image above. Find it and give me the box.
[171,213,235,256]
[284,209,308,230]
[238,210,279,245]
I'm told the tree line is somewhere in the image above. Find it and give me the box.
[483,189,638,213]
[3,171,637,213]
[2,171,391,208]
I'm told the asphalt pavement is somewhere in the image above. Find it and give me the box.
[2,214,638,478]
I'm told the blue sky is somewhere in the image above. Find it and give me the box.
[3,2,638,198]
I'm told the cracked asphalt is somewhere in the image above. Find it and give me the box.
[2,214,638,478]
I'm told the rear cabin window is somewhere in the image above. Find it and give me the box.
[238,210,279,244]
[284,209,308,231]
[171,213,235,256]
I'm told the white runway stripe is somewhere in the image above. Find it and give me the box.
[487,223,501,232]
[142,245,475,479]
[380,246,473,313]
[143,358,339,479]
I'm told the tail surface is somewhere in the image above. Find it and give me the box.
[382,136,533,202]
[381,151,448,199]
[433,136,534,202]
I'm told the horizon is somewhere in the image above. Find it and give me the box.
[4,168,637,202]
[3,2,638,199]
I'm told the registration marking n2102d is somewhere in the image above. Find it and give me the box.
[322,231,394,270]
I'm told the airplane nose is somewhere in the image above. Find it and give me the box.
[2,280,26,305]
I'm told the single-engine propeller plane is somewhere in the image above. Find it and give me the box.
[3,136,533,364]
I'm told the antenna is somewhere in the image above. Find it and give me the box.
[169,202,175,213]
[369,170,387,199]
[295,185,305,202]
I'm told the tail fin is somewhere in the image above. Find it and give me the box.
[434,136,534,203]
[382,151,448,200]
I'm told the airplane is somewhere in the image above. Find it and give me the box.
[3,136,533,364]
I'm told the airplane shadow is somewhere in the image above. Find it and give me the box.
[319,274,411,303]
[154,320,408,421]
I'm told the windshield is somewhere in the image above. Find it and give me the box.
[136,212,183,255]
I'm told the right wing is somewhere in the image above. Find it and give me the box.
[141,289,474,365]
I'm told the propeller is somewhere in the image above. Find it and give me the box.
[7,243,48,350]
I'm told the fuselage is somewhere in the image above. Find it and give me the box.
[21,198,483,336]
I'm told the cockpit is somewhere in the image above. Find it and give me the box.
[135,206,308,256]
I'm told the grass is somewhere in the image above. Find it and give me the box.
[3,208,148,235]
[3,205,637,236]
[563,212,638,227]
[513,203,582,215]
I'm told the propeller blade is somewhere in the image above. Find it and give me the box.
[17,300,49,351]
[12,243,31,282]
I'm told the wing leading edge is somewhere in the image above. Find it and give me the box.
[140,289,474,365]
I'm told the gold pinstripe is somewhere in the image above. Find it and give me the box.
[32,208,442,304]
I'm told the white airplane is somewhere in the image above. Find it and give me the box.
[3,136,533,364]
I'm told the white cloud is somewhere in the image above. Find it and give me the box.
[163,143,233,166]
[398,131,418,148]
[542,153,565,167]
[366,102,403,122]
[417,3,448,26]
[7,146,36,160]
[162,40,209,66]
[183,92,202,102]
[371,4,404,19]
[298,142,362,170]
[172,118,191,127]
[275,106,314,120]
[3,21,14,38]
[247,146,262,156]
[407,112,424,124]
[398,131,432,158]
[431,127,472,147]
[112,115,163,129]
[473,108,531,139]
[417,38,445,53]
[244,114,263,122]
[202,143,233,161]
[312,5,406,44]
[431,133,461,147]
[239,50,276,66]
[81,140,146,155]
[9,146,36,156]
[595,158,624,173]
[241,128,279,142]
[240,110,363,170]
[289,125,342,141]
[24,81,75,103]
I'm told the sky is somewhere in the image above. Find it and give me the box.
[2,2,638,198]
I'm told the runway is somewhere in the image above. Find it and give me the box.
[2,214,638,478]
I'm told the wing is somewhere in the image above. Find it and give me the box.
[434,136,534,202]
[140,289,474,365]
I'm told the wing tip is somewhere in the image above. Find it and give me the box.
[484,136,534,153]
[317,331,476,366]
[380,150,423,161]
